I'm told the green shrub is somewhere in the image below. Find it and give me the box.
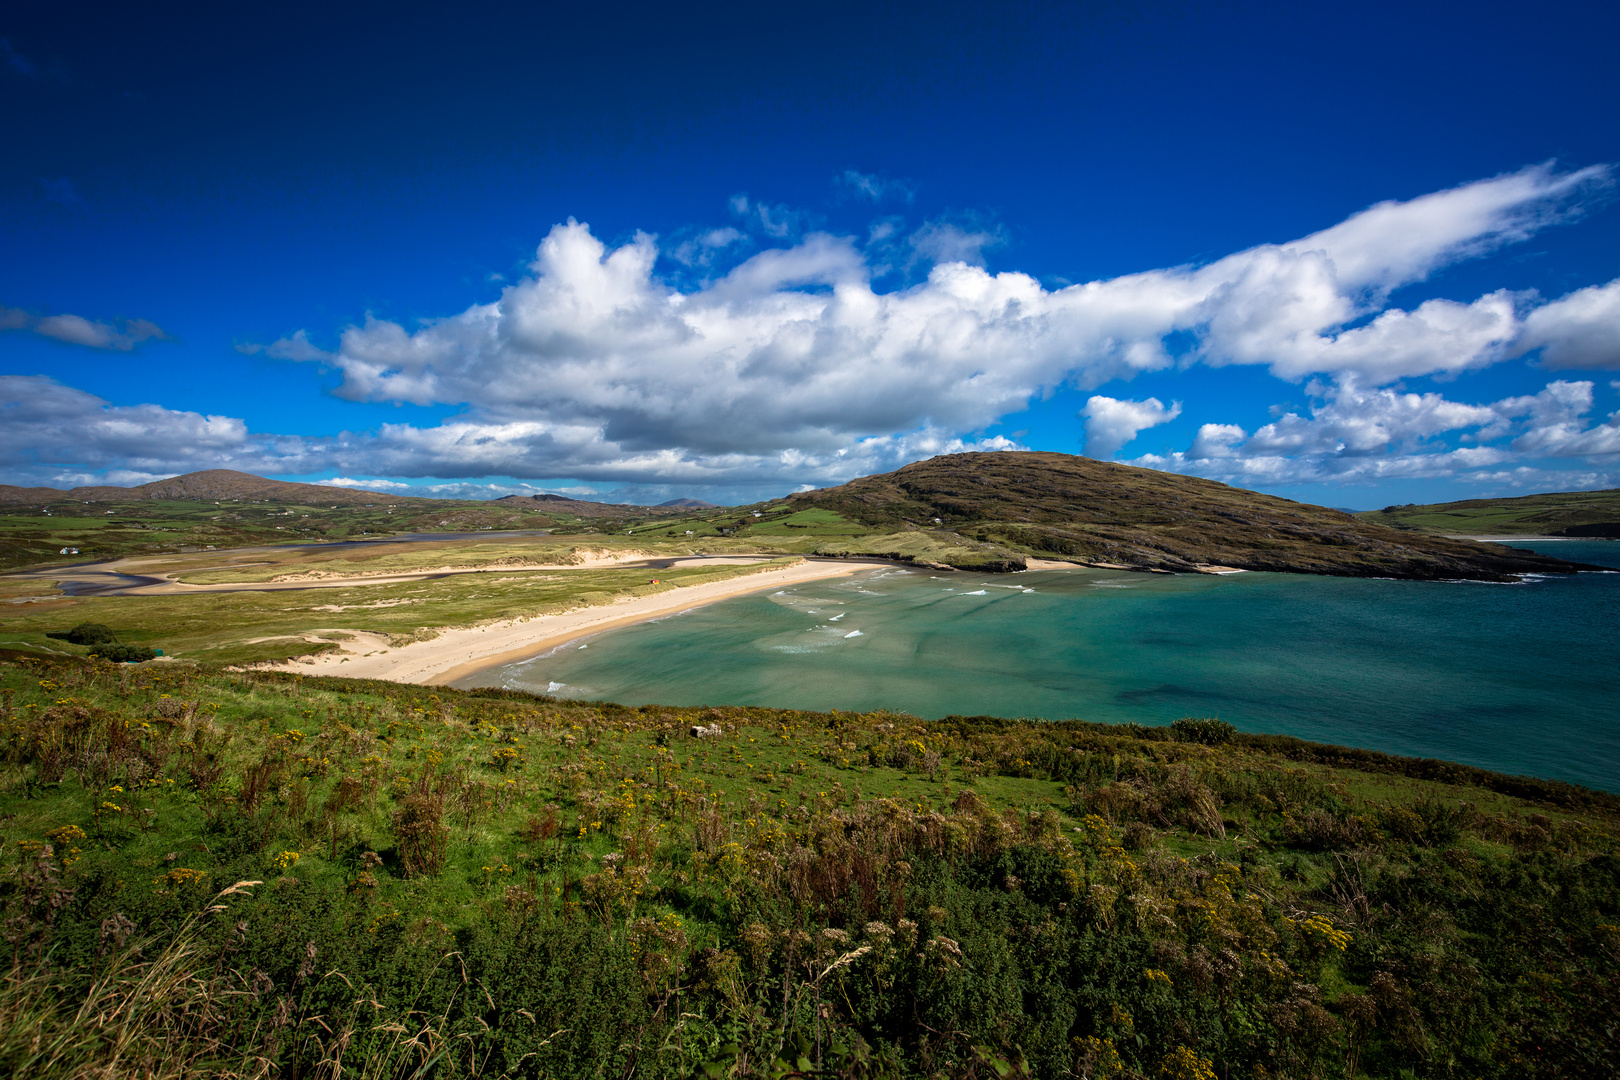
[44,622,118,646]
[1169,717,1236,745]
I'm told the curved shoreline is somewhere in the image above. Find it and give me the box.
[265,556,900,686]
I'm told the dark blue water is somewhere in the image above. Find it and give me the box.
[459,541,1620,791]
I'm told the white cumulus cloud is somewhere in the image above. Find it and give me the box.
[15,163,1620,500]
[0,375,1024,501]
[1129,376,1620,488]
[243,164,1610,476]
[316,477,415,490]
[0,376,249,479]
[1517,278,1620,370]
[1081,396,1182,458]
[1497,381,1620,458]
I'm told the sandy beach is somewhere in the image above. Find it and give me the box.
[267,555,898,685]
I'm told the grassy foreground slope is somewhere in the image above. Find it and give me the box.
[778,452,1599,582]
[1356,488,1620,537]
[1,653,1616,1078]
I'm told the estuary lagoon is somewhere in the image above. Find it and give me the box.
[456,540,1620,792]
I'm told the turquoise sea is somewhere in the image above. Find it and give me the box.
[455,540,1620,792]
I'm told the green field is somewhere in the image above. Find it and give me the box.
[0,499,572,571]
[741,508,872,537]
[1356,488,1620,536]
[0,488,735,574]
[0,654,1614,1078]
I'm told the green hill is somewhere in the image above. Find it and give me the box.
[0,474,689,571]
[769,452,1601,582]
[0,651,1614,1078]
[1356,488,1620,537]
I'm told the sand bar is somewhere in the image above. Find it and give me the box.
[265,556,899,686]
[7,546,724,597]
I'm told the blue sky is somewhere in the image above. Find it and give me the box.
[2,0,1617,508]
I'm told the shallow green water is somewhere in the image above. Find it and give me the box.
[457,541,1620,792]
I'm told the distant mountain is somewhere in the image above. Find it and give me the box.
[0,469,707,518]
[659,498,718,509]
[1356,489,1620,538]
[0,470,445,507]
[489,493,679,518]
[788,451,1602,582]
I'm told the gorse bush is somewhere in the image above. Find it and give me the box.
[392,772,449,877]
[0,653,1615,1078]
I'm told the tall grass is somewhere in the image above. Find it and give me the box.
[0,880,266,1079]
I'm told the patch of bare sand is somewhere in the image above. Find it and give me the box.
[263,547,658,583]
[1021,558,1082,571]
[266,557,899,686]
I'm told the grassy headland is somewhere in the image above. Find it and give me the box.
[1355,488,1620,537]
[0,653,1615,1078]
[769,452,1602,581]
